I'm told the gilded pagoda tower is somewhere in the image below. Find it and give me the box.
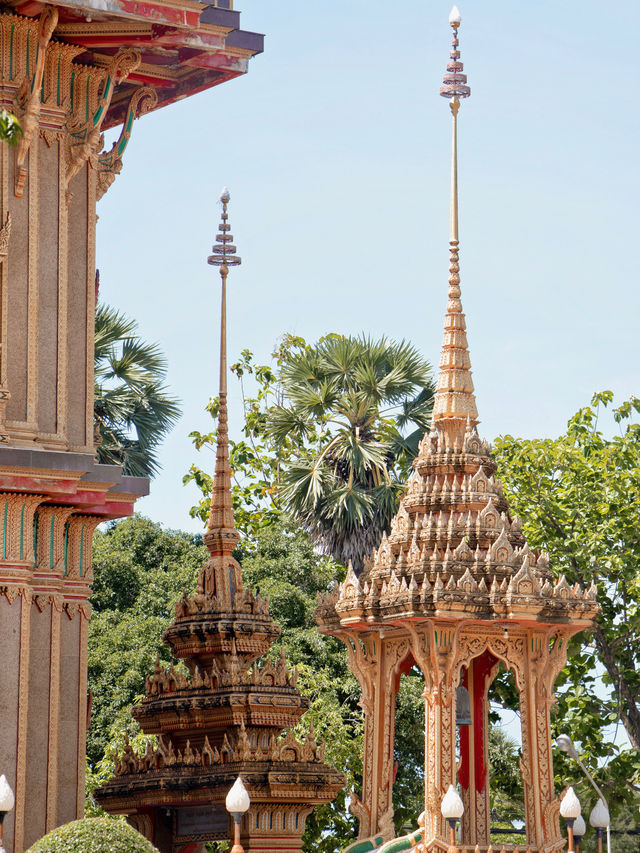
[96,192,344,853]
[316,9,599,852]
[0,4,263,851]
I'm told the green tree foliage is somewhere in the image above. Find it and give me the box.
[184,344,296,536]
[0,110,21,146]
[488,727,524,835]
[185,335,434,570]
[494,392,640,816]
[27,817,159,853]
[87,516,368,850]
[270,335,434,572]
[88,516,207,765]
[94,303,181,478]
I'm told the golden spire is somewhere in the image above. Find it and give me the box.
[204,188,242,557]
[432,7,478,440]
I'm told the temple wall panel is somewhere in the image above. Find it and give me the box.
[23,603,52,850]
[57,612,81,826]
[66,167,89,450]
[5,152,29,425]
[0,596,21,853]
[37,140,60,437]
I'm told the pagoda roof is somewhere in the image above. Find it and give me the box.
[9,0,263,128]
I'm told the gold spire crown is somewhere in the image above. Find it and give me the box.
[204,188,242,557]
[432,7,478,443]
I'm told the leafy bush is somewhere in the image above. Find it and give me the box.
[27,817,159,853]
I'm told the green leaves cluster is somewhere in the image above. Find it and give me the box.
[271,334,434,571]
[27,817,159,853]
[0,109,21,146]
[88,516,207,768]
[94,304,181,478]
[494,391,640,814]
[186,334,434,571]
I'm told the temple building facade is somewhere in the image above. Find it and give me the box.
[96,194,344,853]
[0,3,263,851]
[315,10,599,853]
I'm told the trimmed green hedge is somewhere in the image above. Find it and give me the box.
[27,817,160,853]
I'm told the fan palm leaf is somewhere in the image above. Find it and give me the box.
[94,303,181,478]
[271,334,434,571]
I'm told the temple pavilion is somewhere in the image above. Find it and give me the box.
[96,193,344,853]
[315,9,599,853]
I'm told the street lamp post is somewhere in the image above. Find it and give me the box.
[560,787,582,853]
[0,775,15,853]
[441,784,464,853]
[590,799,610,853]
[556,735,611,853]
[225,776,250,853]
[573,814,586,853]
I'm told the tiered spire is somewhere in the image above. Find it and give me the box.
[315,6,598,631]
[97,193,344,845]
[205,187,242,557]
[432,6,478,440]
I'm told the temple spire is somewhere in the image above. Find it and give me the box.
[204,188,242,556]
[432,7,478,440]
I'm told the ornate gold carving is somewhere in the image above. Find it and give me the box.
[127,814,153,841]
[0,212,11,262]
[65,515,102,581]
[36,506,75,572]
[64,48,141,201]
[96,87,158,201]
[14,6,59,198]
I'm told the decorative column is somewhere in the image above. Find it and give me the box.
[407,622,457,845]
[344,633,407,843]
[519,629,572,848]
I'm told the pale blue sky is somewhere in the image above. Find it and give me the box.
[96,1,639,532]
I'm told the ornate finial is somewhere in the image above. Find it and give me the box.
[431,8,478,442]
[203,188,242,555]
[440,7,470,106]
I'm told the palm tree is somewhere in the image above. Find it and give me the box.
[94,304,181,478]
[268,335,434,572]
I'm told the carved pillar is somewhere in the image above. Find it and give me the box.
[344,632,403,842]
[520,629,570,848]
[408,622,457,845]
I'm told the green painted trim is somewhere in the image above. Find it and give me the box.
[342,836,385,853]
[33,512,39,568]
[9,25,15,80]
[63,523,69,576]
[79,523,85,576]
[117,110,134,156]
[377,830,422,853]
[3,501,7,559]
[50,516,55,569]
[19,503,25,560]
[93,75,112,125]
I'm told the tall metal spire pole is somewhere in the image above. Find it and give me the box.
[432,6,478,441]
[205,188,242,555]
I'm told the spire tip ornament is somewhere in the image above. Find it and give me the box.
[432,8,478,439]
[204,189,242,555]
